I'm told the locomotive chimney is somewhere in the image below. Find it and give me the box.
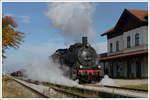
[82,36,88,46]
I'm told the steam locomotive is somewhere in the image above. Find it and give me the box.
[10,69,26,77]
[51,37,104,83]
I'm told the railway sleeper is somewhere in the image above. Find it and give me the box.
[15,77,146,98]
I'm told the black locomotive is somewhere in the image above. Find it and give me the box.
[51,37,104,83]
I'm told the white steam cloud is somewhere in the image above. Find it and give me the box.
[46,2,98,42]
[99,75,114,86]
[24,58,78,86]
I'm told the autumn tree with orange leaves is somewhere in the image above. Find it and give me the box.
[2,16,25,58]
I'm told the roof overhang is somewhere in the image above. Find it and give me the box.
[99,49,148,61]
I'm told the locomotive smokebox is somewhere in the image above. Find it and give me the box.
[82,36,88,46]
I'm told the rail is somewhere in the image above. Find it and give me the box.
[12,76,148,98]
[11,77,50,98]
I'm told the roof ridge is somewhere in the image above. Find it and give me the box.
[101,9,148,36]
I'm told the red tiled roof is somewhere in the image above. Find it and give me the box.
[101,27,115,36]
[99,49,148,61]
[128,9,148,21]
[101,9,148,36]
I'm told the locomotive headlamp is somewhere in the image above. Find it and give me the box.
[98,65,101,68]
[80,65,83,68]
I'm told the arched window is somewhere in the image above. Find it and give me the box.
[116,41,119,51]
[110,43,113,53]
[135,33,140,46]
[127,36,131,48]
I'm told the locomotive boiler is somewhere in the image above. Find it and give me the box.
[51,37,104,83]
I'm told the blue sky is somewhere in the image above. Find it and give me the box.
[2,2,148,73]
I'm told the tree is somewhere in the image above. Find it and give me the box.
[2,16,25,58]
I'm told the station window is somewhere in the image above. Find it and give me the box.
[110,43,113,53]
[127,36,131,48]
[116,41,119,51]
[135,33,140,46]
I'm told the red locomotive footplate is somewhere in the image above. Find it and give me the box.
[78,70,102,75]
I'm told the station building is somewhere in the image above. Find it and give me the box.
[99,9,148,78]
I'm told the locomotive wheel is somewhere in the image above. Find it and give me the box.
[88,80,92,83]
[79,79,83,84]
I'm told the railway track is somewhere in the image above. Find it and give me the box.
[41,82,100,98]
[41,81,148,98]
[10,76,89,98]
[86,84,148,92]
[10,76,50,98]
[104,85,148,92]
[11,76,148,98]
[13,77,102,97]
[24,79,99,98]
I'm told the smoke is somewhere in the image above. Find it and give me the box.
[46,2,98,42]
[99,75,114,86]
[23,58,78,86]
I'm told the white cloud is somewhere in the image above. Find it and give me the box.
[22,38,66,57]
[4,13,31,23]
[3,39,66,73]
[19,16,31,23]
[93,41,107,54]
[22,42,64,57]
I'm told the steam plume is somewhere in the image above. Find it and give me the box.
[46,2,97,42]
[24,58,78,86]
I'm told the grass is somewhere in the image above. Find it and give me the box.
[123,84,148,90]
